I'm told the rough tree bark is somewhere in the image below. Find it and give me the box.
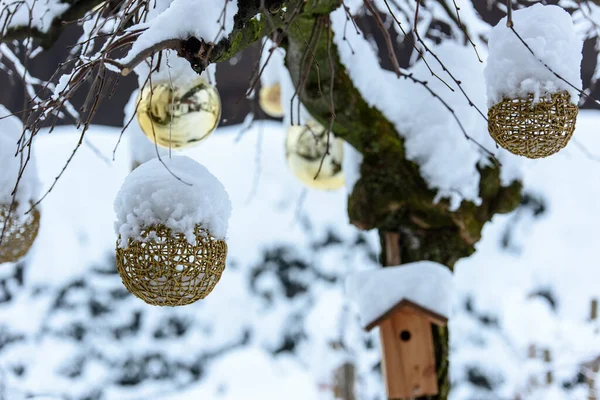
[2,0,523,398]
[280,2,522,399]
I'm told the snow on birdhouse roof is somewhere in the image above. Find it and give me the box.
[345,261,454,330]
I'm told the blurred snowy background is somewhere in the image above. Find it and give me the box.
[0,109,600,399]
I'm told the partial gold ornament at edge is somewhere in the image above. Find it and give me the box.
[259,83,284,118]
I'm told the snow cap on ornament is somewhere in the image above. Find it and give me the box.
[114,156,231,306]
[485,4,582,159]
[0,105,40,264]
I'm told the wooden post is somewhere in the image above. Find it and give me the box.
[383,232,401,266]
[527,344,539,392]
[588,299,599,400]
[587,362,599,400]
[544,349,553,385]
[528,344,537,359]
[333,362,356,400]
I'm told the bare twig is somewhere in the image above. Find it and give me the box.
[314,21,337,181]
[363,0,496,160]
[119,38,182,76]
[412,0,487,120]
[506,0,514,28]
[451,0,482,62]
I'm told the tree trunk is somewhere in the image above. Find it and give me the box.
[279,3,519,399]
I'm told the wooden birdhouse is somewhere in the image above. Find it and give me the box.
[346,261,453,399]
[367,299,447,398]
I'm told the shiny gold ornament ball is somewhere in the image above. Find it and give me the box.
[116,224,227,306]
[0,204,40,264]
[488,91,578,159]
[136,77,221,150]
[259,83,284,118]
[285,120,345,190]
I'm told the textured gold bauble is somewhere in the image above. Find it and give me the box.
[136,77,221,150]
[116,225,227,306]
[0,204,40,264]
[488,91,578,159]
[285,120,344,190]
[259,83,284,118]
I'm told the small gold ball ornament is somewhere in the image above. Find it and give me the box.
[259,83,284,118]
[488,91,578,159]
[136,77,221,150]
[285,120,344,190]
[116,225,227,306]
[0,204,40,263]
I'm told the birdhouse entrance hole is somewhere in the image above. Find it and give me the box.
[400,330,411,342]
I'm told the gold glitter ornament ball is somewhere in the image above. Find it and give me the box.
[285,120,345,190]
[0,204,40,264]
[259,83,284,118]
[136,77,221,150]
[116,225,227,306]
[488,91,578,159]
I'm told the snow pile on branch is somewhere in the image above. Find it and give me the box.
[132,48,215,88]
[345,261,454,329]
[331,6,521,209]
[121,0,238,67]
[0,105,39,218]
[114,155,231,247]
[485,4,583,106]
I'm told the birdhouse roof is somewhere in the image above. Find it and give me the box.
[364,299,448,331]
[345,261,453,331]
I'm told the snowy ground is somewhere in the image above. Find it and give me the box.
[1,111,600,399]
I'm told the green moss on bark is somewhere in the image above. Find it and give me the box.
[212,15,282,63]
[284,7,522,400]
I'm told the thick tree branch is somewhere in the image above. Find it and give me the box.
[283,11,521,398]
[119,1,286,76]
[283,8,521,242]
